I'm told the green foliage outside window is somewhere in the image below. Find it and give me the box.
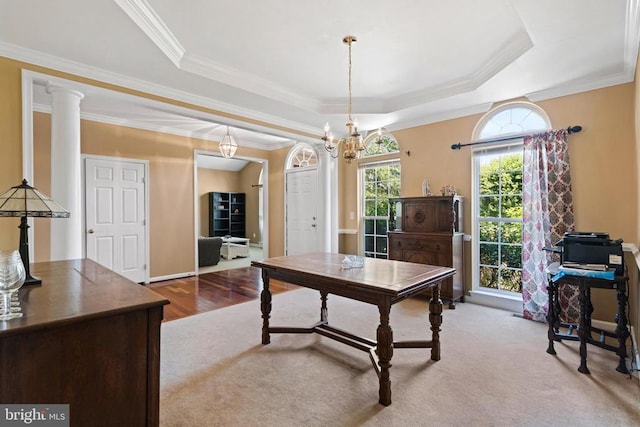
[478,153,523,293]
[363,163,400,258]
[364,134,399,156]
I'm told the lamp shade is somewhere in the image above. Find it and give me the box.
[219,127,238,159]
[0,179,70,218]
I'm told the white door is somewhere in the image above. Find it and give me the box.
[85,157,147,283]
[286,168,320,255]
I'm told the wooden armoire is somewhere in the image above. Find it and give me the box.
[388,195,464,308]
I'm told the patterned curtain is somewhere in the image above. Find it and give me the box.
[521,130,574,321]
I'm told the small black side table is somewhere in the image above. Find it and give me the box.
[546,269,630,375]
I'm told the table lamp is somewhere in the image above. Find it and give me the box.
[0,179,70,285]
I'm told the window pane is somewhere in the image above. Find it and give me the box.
[479,221,499,242]
[479,172,500,195]
[480,196,499,217]
[365,200,376,216]
[364,219,374,234]
[375,219,388,235]
[376,236,388,254]
[376,200,389,216]
[501,195,522,218]
[365,236,374,252]
[480,266,499,289]
[501,245,522,269]
[365,182,376,197]
[501,222,522,243]
[480,243,499,266]
[500,269,522,293]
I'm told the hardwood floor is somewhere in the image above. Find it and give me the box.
[146,266,297,322]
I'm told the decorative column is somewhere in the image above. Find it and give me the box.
[47,84,84,261]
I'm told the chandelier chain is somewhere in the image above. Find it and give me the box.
[348,38,353,123]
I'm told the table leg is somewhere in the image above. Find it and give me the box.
[577,284,590,374]
[546,280,557,355]
[615,281,630,374]
[429,283,443,361]
[376,298,393,406]
[320,291,328,323]
[260,269,272,345]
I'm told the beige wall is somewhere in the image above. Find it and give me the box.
[198,168,242,237]
[0,58,24,251]
[240,161,264,244]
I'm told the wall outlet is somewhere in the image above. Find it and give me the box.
[349,211,355,220]
[253,233,256,238]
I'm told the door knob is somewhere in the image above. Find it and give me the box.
[88,229,95,234]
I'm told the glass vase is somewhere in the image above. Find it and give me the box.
[0,250,26,321]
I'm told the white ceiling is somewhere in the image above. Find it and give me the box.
[1,0,638,151]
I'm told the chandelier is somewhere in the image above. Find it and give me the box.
[322,35,365,164]
[219,126,238,159]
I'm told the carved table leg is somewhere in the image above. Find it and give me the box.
[615,281,630,374]
[429,283,443,361]
[577,283,590,374]
[546,279,557,355]
[320,291,328,323]
[260,269,272,345]
[376,298,393,406]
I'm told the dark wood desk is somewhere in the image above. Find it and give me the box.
[0,259,169,426]
[546,272,630,375]
[251,252,455,406]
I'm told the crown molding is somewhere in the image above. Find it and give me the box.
[34,101,295,151]
[0,41,320,137]
[526,69,633,102]
[180,54,320,112]
[385,29,533,112]
[385,102,493,132]
[115,0,321,112]
[113,0,185,66]
[530,0,639,102]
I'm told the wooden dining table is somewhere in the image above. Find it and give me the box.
[251,252,456,406]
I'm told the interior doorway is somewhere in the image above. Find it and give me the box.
[194,151,268,274]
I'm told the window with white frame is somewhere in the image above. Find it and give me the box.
[360,132,400,259]
[472,103,550,295]
[287,144,317,169]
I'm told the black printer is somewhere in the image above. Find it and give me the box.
[555,232,624,274]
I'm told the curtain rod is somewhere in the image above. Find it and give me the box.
[450,125,582,150]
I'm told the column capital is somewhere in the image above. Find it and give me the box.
[45,84,85,101]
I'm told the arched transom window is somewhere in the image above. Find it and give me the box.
[286,143,318,169]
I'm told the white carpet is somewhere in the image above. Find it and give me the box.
[160,288,640,427]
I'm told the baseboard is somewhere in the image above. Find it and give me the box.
[149,271,195,283]
[466,290,522,313]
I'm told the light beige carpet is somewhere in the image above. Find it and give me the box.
[198,246,264,274]
[160,288,640,427]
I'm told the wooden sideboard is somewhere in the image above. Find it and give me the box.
[388,196,464,308]
[0,259,169,426]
